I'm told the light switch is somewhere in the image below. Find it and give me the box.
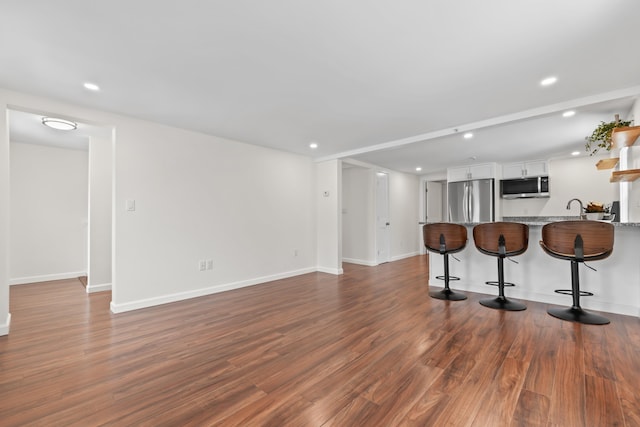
[126,200,136,211]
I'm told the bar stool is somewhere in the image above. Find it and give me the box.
[473,222,529,311]
[423,223,468,301]
[539,220,614,325]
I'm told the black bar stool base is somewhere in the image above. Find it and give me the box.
[547,307,609,325]
[480,296,526,311]
[429,288,467,301]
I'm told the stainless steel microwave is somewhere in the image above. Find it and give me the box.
[500,176,549,199]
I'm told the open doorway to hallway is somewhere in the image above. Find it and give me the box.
[7,107,113,293]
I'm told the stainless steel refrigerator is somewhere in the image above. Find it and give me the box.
[448,179,495,223]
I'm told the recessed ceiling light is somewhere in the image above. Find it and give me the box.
[540,76,557,86]
[41,117,77,131]
[571,151,580,156]
[309,142,318,149]
[83,82,100,91]
[563,110,576,117]
[463,132,473,139]
[415,167,422,172]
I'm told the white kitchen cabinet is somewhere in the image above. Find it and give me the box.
[447,163,495,182]
[502,160,547,179]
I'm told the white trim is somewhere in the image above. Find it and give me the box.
[10,271,87,285]
[342,257,377,266]
[0,313,11,336]
[316,85,640,162]
[316,266,344,275]
[110,267,317,314]
[390,251,420,262]
[86,282,112,293]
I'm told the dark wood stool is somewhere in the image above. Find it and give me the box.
[423,223,468,301]
[540,220,614,325]
[473,222,529,311]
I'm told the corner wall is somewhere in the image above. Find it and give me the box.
[316,160,342,273]
[0,103,9,335]
[87,135,112,292]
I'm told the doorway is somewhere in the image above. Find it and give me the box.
[7,107,113,293]
[376,171,390,264]
[425,179,447,223]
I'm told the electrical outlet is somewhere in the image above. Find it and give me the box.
[293,249,299,257]
[206,259,213,270]
[199,260,206,271]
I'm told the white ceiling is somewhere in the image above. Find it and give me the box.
[1,1,639,172]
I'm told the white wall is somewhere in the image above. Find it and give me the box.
[111,120,317,312]
[388,170,421,260]
[0,105,9,335]
[342,166,375,265]
[316,160,342,274]
[627,98,640,222]
[10,142,88,284]
[500,154,617,217]
[87,135,112,292]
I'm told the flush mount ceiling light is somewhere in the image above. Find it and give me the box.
[571,151,581,156]
[42,117,77,131]
[83,82,100,91]
[415,167,422,172]
[563,110,576,117]
[309,142,318,149]
[540,76,558,86]
[463,132,473,139]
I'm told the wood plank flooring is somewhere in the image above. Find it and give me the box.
[1,255,639,426]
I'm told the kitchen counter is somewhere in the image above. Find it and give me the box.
[419,217,640,227]
[425,220,640,317]
[502,216,640,227]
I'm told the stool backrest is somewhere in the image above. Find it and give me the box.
[423,223,467,254]
[540,220,614,260]
[473,222,529,256]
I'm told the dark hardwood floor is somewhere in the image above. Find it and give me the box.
[1,255,639,426]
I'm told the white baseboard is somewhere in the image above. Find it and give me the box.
[390,251,420,262]
[86,282,112,293]
[110,267,317,314]
[342,257,377,266]
[316,266,344,275]
[10,271,87,286]
[0,313,11,336]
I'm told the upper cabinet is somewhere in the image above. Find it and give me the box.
[447,163,496,182]
[502,160,548,179]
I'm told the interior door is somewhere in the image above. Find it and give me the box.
[426,181,443,222]
[376,172,390,264]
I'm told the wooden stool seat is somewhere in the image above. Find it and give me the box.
[423,223,468,301]
[540,220,614,325]
[473,222,529,311]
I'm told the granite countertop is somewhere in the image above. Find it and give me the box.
[501,216,640,227]
[420,217,640,227]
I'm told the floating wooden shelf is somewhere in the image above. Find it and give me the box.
[596,158,619,170]
[610,169,640,182]
[611,126,640,148]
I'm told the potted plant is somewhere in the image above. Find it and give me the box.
[584,201,606,220]
[585,114,632,156]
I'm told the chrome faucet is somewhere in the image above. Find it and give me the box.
[567,198,586,220]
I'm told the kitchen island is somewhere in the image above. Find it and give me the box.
[426,217,640,317]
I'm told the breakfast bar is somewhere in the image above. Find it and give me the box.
[427,217,640,317]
